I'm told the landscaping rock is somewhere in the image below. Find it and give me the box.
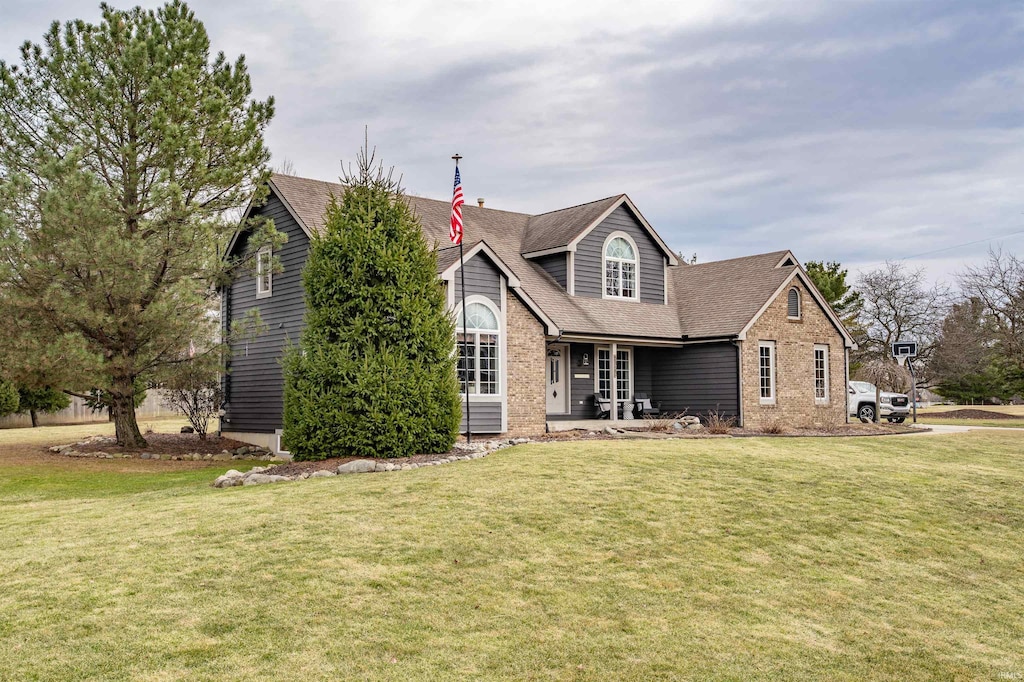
[140,452,153,459]
[681,416,701,425]
[686,423,704,430]
[309,469,336,478]
[180,426,195,434]
[337,459,376,474]
[242,473,290,486]
[211,453,231,461]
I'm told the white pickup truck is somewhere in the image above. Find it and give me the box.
[848,381,911,423]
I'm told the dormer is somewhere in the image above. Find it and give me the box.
[521,195,677,304]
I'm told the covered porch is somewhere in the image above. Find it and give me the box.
[543,337,741,430]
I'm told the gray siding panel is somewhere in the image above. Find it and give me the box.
[574,205,666,304]
[453,253,501,309]
[461,402,502,434]
[532,253,567,289]
[223,194,309,433]
[651,343,739,418]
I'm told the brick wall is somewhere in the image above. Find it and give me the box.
[740,278,848,429]
[505,292,547,436]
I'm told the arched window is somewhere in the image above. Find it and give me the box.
[457,300,500,395]
[787,288,801,319]
[604,234,638,300]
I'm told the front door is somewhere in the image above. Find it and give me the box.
[546,345,569,414]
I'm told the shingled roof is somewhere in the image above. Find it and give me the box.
[256,174,846,344]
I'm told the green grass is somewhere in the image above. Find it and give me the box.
[1,431,1022,680]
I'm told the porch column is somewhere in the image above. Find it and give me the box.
[610,341,618,421]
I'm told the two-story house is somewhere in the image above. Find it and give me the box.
[221,174,856,453]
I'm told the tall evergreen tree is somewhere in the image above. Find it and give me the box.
[0,2,277,447]
[805,260,862,322]
[283,147,462,460]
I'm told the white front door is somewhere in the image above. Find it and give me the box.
[546,345,569,414]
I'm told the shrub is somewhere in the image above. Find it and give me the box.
[759,415,787,434]
[705,410,736,434]
[283,147,462,460]
[162,360,223,440]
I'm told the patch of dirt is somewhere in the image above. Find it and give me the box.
[926,409,1019,420]
[73,433,251,456]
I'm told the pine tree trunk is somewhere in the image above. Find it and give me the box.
[30,409,38,428]
[112,377,147,448]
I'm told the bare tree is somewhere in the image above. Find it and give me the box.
[273,158,298,176]
[854,261,950,385]
[959,249,1024,364]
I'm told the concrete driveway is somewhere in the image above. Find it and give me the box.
[907,423,1024,436]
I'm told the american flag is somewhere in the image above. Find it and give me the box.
[449,166,464,244]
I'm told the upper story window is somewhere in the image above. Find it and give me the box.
[256,247,272,298]
[603,233,638,300]
[787,288,800,319]
[457,300,501,396]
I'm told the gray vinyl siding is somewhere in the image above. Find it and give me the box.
[461,402,502,433]
[548,341,738,421]
[532,253,567,289]
[574,205,666,304]
[649,342,739,418]
[223,194,309,433]
[453,253,502,310]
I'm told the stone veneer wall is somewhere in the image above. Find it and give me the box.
[740,278,848,429]
[504,292,547,436]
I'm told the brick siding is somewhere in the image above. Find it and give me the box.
[740,278,848,429]
[505,292,547,436]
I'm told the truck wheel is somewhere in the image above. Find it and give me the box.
[892,416,906,424]
[858,404,876,423]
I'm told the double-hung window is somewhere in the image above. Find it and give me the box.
[814,345,829,404]
[457,302,500,395]
[603,235,638,300]
[759,341,776,404]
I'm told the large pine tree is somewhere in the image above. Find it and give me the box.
[0,2,277,447]
[283,148,462,460]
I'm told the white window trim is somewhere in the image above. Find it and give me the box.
[594,345,633,402]
[256,246,272,299]
[601,231,640,302]
[759,340,776,405]
[814,344,830,405]
[454,295,505,400]
[787,287,801,320]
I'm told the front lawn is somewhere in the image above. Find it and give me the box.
[1,430,1021,680]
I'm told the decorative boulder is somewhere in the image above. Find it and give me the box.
[180,426,195,434]
[336,459,376,474]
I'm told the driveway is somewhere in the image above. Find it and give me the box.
[907,423,1024,436]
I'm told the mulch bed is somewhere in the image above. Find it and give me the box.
[729,422,921,437]
[73,433,251,456]
[925,409,1019,420]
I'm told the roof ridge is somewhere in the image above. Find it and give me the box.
[529,194,623,218]
[682,249,792,269]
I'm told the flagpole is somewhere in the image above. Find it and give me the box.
[453,153,471,444]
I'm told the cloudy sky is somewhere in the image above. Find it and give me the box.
[3,0,1023,285]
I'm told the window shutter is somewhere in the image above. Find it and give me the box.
[787,288,800,318]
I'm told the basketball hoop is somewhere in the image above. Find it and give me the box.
[895,355,907,368]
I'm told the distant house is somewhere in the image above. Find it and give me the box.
[221,174,856,453]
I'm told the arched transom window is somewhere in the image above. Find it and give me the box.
[457,301,500,395]
[604,235,638,300]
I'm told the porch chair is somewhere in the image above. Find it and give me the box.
[633,392,661,418]
[593,393,612,419]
